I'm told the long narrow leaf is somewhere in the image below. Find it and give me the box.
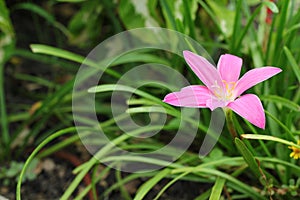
[235,138,262,180]
[283,46,300,82]
[209,177,225,200]
[241,134,300,149]
[261,95,300,111]
[134,168,171,200]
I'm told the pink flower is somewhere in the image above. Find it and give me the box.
[163,51,282,129]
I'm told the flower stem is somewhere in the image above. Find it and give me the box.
[224,109,238,138]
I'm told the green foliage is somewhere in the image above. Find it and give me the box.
[209,177,226,200]
[119,0,159,29]
[0,0,15,159]
[235,137,271,190]
[0,0,298,199]
[67,0,103,46]
[134,169,171,200]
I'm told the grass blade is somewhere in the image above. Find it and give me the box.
[159,0,177,30]
[16,127,78,200]
[231,0,242,52]
[235,138,262,179]
[154,171,189,200]
[13,2,70,37]
[0,0,15,155]
[134,168,171,200]
[193,168,266,200]
[261,95,300,111]
[283,46,300,82]
[209,177,225,200]
[241,134,300,149]
[30,44,89,65]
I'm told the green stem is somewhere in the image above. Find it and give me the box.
[225,109,238,138]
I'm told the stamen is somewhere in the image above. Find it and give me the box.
[211,80,223,98]
[212,80,237,101]
[212,80,236,101]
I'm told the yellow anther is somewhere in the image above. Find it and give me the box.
[222,80,236,99]
[211,80,237,102]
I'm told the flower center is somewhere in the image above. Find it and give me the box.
[211,80,236,102]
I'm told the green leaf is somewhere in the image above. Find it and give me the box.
[30,44,88,64]
[160,0,198,34]
[209,177,226,200]
[234,3,263,52]
[67,0,103,46]
[197,0,226,39]
[234,138,262,179]
[271,0,289,63]
[88,84,163,105]
[284,23,300,36]
[265,110,296,142]
[62,126,168,200]
[283,46,300,83]
[194,189,212,200]
[13,3,70,38]
[231,0,242,51]
[134,168,171,200]
[153,171,189,200]
[241,134,300,149]
[113,52,170,66]
[13,3,54,24]
[17,127,79,200]
[188,167,266,200]
[0,0,14,155]
[206,0,236,37]
[30,44,121,78]
[119,0,159,29]
[159,0,177,30]
[261,95,300,111]
[0,0,14,37]
[182,0,197,37]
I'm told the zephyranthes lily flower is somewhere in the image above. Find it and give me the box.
[163,51,282,129]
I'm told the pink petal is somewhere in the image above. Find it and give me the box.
[217,54,242,82]
[206,97,228,111]
[227,94,265,129]
[235,67,282,97]
[183,51,224,92]
[163,85,211,108]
